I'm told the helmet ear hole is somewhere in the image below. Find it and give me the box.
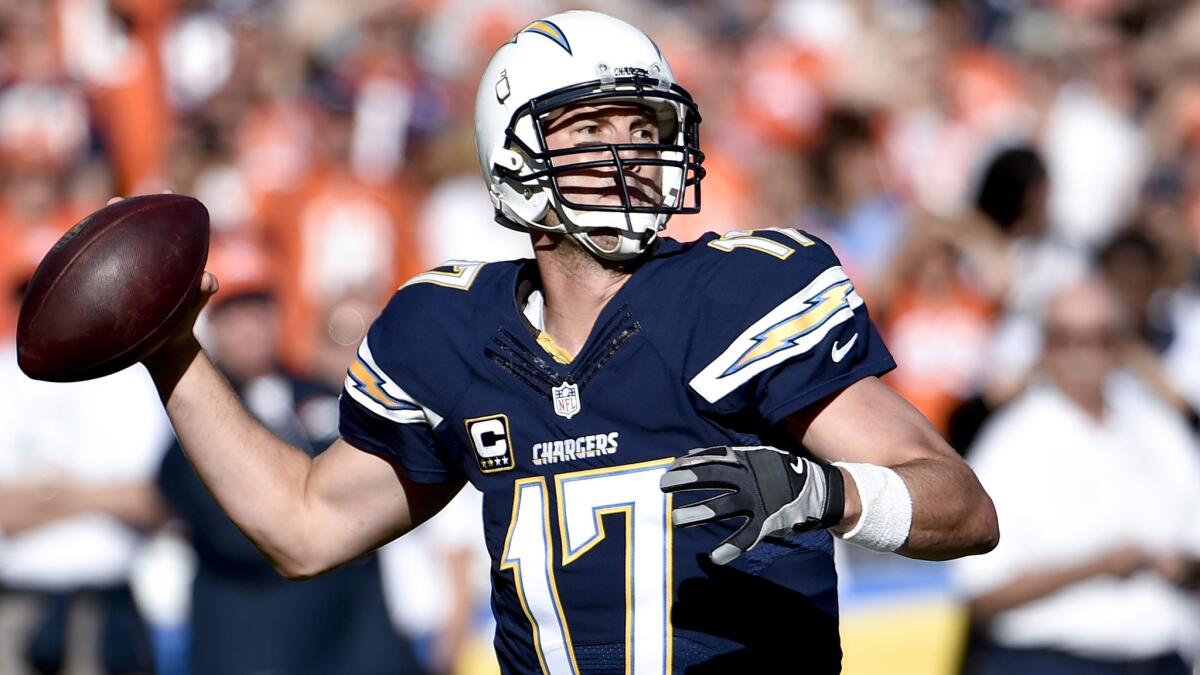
[492,148,525,173]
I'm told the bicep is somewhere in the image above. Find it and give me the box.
[304,437,466,564]
[787,376,958,466]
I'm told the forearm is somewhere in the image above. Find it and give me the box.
[789,377,998,560]
[85,484,170,532]
[893,457,998,560]
[968,561,1104,622]
[0,483,170,537]
[0,487,79,535]
[828,456,996,559]
[148,340,319,574]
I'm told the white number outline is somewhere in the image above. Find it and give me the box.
[500,459,675,675]
[401,260,487,291]
[501,477,579,674]
[707,227,815,259]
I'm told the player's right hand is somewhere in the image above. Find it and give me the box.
[144,271,219,374]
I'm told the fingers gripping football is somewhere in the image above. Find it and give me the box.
[660,446,845,565]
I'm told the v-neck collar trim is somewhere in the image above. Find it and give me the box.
[503,237,687,372]
[509,259,633,368]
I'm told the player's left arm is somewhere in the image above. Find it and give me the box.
[788,375,999,560]
[662,229,996,564]
[663,377,998,564]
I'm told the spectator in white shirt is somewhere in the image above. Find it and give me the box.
[0,273,171,675]
[953,277,1200,675]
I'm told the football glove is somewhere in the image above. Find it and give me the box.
[659,445,845,565]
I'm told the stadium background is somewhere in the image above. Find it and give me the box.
[1,0,1199,673]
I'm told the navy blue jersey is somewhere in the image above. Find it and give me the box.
[340,229,895,674]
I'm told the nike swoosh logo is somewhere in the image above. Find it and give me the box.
[790,456,805,475]
[831,334,859,363]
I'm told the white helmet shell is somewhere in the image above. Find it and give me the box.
[474,11,704,261]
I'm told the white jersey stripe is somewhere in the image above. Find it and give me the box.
[689,266,864,403]
[344,338,445,428]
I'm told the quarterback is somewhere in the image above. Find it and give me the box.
[144,11,998,673]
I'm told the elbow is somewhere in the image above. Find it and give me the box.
[923,481,999,559]
[909,462,1000,559]
[259,493,333,581]
[265,540,334,581]
[951,461,999,557]
[273,559,313,581]
[972,520,1000,557]
[272,555,330,582]
[278,567,321,582]
[965,494,1000,556]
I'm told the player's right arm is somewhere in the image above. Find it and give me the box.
[144,274,462,579]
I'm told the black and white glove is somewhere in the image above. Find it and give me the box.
[659,446,845,565]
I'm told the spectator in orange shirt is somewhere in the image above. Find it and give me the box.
[256,105,425,373]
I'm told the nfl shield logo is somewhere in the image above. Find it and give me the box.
[552,381,581,419]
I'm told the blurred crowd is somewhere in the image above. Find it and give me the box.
[1,0,1200,673]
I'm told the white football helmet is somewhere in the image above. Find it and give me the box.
[474,11,705,261]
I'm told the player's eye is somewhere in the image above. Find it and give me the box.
[575,124,601,136]
[632,127,656,142]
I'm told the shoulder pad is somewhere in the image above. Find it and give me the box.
[344,260,515,425]
[679,229,877,406]
[688,228,850,308]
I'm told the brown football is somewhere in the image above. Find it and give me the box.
[16,194,210,382]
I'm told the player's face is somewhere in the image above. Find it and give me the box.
[542,102,664,209]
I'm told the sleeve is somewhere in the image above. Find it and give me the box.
[685,231,896,426]
[339,291,463,484]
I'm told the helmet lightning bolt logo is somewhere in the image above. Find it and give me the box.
[511,19,572,55]
[348,357,420,411]
[721,280,856,377]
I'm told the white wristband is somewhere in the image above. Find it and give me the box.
[833,462,912,552]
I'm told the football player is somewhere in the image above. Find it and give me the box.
[143,11,998,672]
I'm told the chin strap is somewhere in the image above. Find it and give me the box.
[557,201,665,261]
[496,198,665,261]
[571,229,656,261]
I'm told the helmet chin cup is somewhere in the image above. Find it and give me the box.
[558,203,660,261]
[573,230,655,261]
